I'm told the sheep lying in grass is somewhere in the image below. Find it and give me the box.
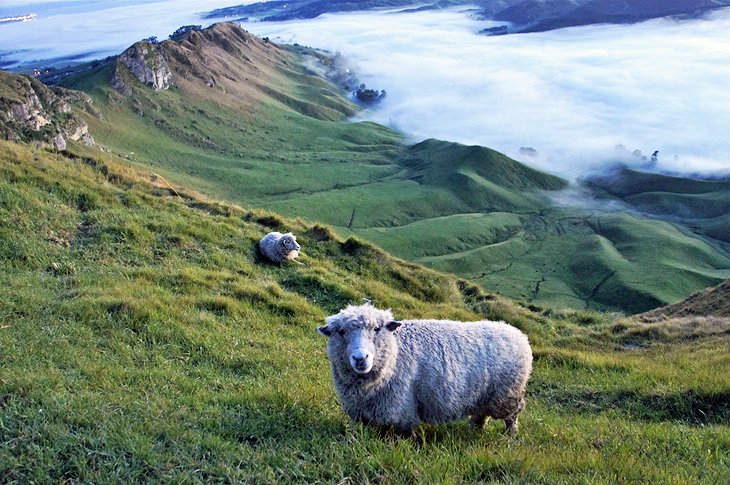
[318,303,532,436]
[258,232,301,263]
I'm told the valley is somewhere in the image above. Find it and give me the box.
[43,23,730,314]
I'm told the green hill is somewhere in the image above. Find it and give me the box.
[1,139,729,482]
[45,22,730,314]
[401,138,567,211]
[587,167,730,243]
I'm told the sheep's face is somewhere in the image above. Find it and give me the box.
[280,233,300,259]
[318,304,401,374]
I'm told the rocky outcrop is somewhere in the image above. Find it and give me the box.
[0,70,95,147]
[111,41,173,95]
[52,85,103,120]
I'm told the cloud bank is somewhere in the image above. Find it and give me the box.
[246,7,730,178]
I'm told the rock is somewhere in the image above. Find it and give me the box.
[112,40,174,94]
[80,133,95,146]
[0,70,94,147]
[30,114,50,130]
[110,70,132,96]
[51,86,102,119]
[53,134,66,150]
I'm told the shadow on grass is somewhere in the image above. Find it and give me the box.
[535,386,730,425]
[279,274,358,315]
[213,395,346,447]
[212,395,514,449]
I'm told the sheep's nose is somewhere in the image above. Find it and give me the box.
[350,350,372,373]
[351,350,369,363]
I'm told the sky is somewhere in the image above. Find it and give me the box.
[1,2,729,178]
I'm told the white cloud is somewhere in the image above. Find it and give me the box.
[246,7,730,178]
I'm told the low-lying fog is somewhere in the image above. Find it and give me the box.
[248,7,730,179]
[1,3,728,178]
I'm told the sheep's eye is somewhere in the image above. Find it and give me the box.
[338,329,346,337]
[374,326,381,333]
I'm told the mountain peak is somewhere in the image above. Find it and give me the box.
[97,21,355,121]
[107,22,291,103]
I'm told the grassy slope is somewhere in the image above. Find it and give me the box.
[638,278,730,320]
[55,26,730,313]
[358,206,730,313]
[1,139,729,483]
[588,168,730,243]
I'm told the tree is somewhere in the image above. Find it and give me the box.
[169,25,202,40]
[354,85,386,105]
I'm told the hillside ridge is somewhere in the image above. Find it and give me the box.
[638,278,730,320]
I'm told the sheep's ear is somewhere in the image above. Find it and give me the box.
[385,321,401,332]
[318,325,333,337]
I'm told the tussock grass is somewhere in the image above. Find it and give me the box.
[1,140,728,483]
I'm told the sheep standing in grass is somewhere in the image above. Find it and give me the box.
[258,232,301,263]
[318,303,532,436]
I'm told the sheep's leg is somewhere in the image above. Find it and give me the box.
[504,416,519,436]
[393,426,416,439]
[469,414,489,428]
[504,397,526,436]
[365,422,415,440]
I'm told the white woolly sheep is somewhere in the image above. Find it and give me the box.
[258,231,301,263]
[318,303,533,436]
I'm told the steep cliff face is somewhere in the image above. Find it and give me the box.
[0,70,94,148]
[111,40,174,95]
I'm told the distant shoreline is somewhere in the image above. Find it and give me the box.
[0,13,38,24]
